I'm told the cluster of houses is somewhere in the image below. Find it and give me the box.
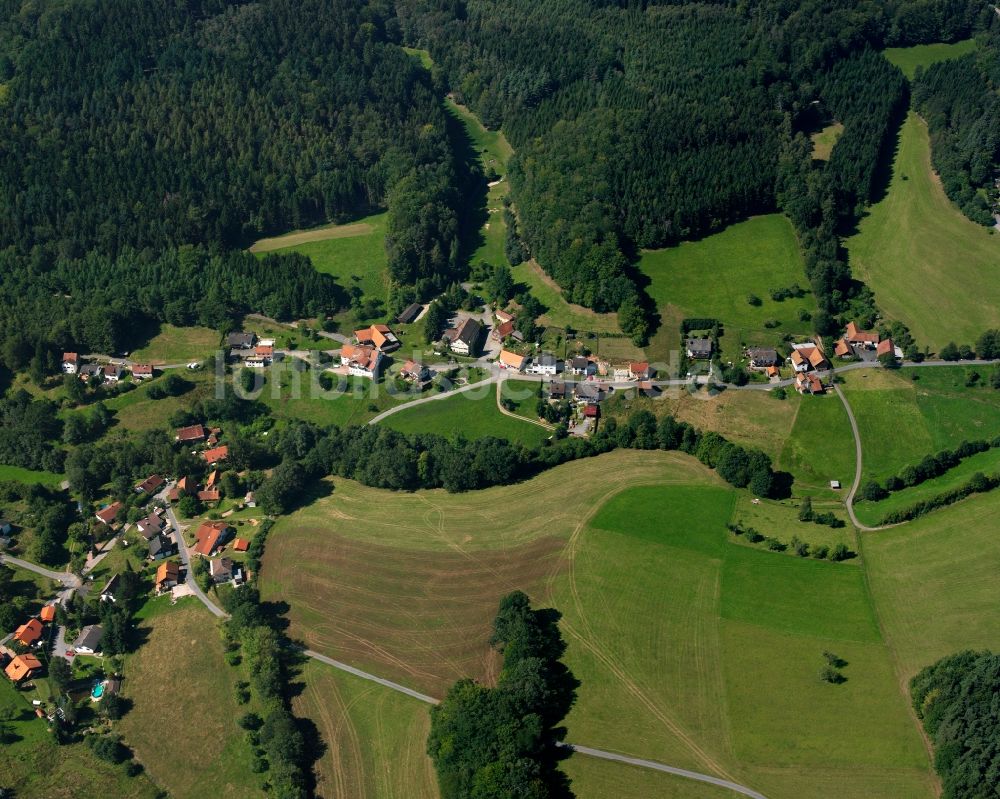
[228,332,278,368]
[497,350,653,382]
[339,323,402,378]
[175,424,228,467]
[835,321,902,361]
[2,609,105,683]
[63,353,155,383]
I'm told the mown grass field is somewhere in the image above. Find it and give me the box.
[294,659,438,799]
[381,382,550,446]
[731,494,856,554]
[119,600,264,799]
[0,675,161,799]
[0,464,62,485]
[103,368,216,432]
[855,444,1000,526]
[842,367,1000,482]
[864,488,1000,682]
[883,38,976,79]
[638,215,815,364]
[846,113,1000,350]
[263,450,936,798]
[777,393,856,494]
[129,324,219,363]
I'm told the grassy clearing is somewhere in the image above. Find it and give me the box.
[846,113,1000,350]
[864,488,1000,681]
[129,324,220,363]
[294,659,438,799]
[904,366,1000,448]
[0,464,62,485]
[511,259,623,334]
[883,38,976,80]
[0,675,160,799]
[638,215,815,364]
[444,97,512,175]
[810,122,844,161]
[119,600,263,799]
[103,368,216,432]
[381,383,550,446]
[500,377,543,419]
[731,494,856,554]
[777,393,856,493]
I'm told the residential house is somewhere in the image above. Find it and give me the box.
[612,364,631,381]
[5,654,42,682]
[202,445,229,466]
[397,303,423,325]
[137,514,166,541]
[401,360,430,384]
[197,488,221,502]
[548,381,567,401]
[99,574,120,603]
[583,404,600,419]
[175,424,206,444]
[629,362,653,381]
[876,338,901,360]
[154,561,180,593]
[135,474,165,495]
[355,324,400,353]
[233,538,250,552]
[73,625,104,655]
[147,533,176,561]
[78,363,102,382]
[39,604,56,623]
[194,521,233,557]
[131,364,154,380]
[845,321,879,349]
[491,320,515,341]
[102,364,122,383]
[684,338,713,360]
[243,491,256,508]
[639,381,662,398]
[62,352,79,374]
[340,343,383,379]
[498,350,527,372]
[795,372,825,395]
[788,344,828,373]
[95,501,123,527]
[167,475,195,502]
[209,557,234,583]
[227,331,257,350]
[747,348,780,369]
[444,318,482,356]
[566,356,590,376]
[528,353,558,376]
[205,470,218,488]
[244,348,270,368]
[495,309,514,325]
[575,383,605,403]
[834,338,853,358]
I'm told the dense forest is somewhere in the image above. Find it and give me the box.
[0,0,464,367]
[913,26,1000,226]
[911,650,1000,798]
[397,0,990,339]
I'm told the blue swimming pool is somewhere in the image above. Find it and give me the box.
[91,681,105,700]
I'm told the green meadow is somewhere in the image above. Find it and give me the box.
[883,38,976,79]
[0,464,62,485]
[639,215,816,364]
[777,393,857,494]
[129,324,219,363]
[810,122,844,160]
[845,113,1000,351]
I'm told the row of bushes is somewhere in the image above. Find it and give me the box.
[728,523,853,561]
[881,472,999,525]
[860,438,999,501]
[937,330,1000,361]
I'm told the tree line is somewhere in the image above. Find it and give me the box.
[860,437,1000,502]
[879,470,999,524]
[428,591,577,798]
[913,25,1000,226]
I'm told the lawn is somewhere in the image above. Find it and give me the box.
[119,600,264,799]
[0,464,62,485]
[810,122,843,160]
[864,488,1000,682]
[883,38,976,79]
[381,382,550,446]
[499,377,544,420]
[103,368,216,432]
[638,215,815,364]
[845,112,1000,351]
[731,494,856,555]
[777,393,856,494]
[0,676,161,799]
[294,659,439,799]
[129,324,220,364]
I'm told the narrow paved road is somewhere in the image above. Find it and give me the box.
[302,649,440,704]
[160,492,227,618]
[367,374,498,425]
[559,744,768,799]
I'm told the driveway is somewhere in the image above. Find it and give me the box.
[158,484,226,618]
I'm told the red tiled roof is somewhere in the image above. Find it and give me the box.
[14,618,43,646]
[197,489,221,502]
[834,339,852,357]
[583,404,600,418]
[155,561,180,588]
[136,474,165,494]
[194,521,232,556]
[175,424,206,442]
[845,321,879,344]
[233,537,250,552]
[131,364,153,376]
[630,361,650,376]
[876,338,894,356]
[202,445,229,465]
[63,352,78,363]
[39,605,56,623]
[499,350,525,369]
[95,501,123,525]
[5,654,42,681]
[493,320,515,339]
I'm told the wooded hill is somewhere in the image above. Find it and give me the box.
[398,0,990,340]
